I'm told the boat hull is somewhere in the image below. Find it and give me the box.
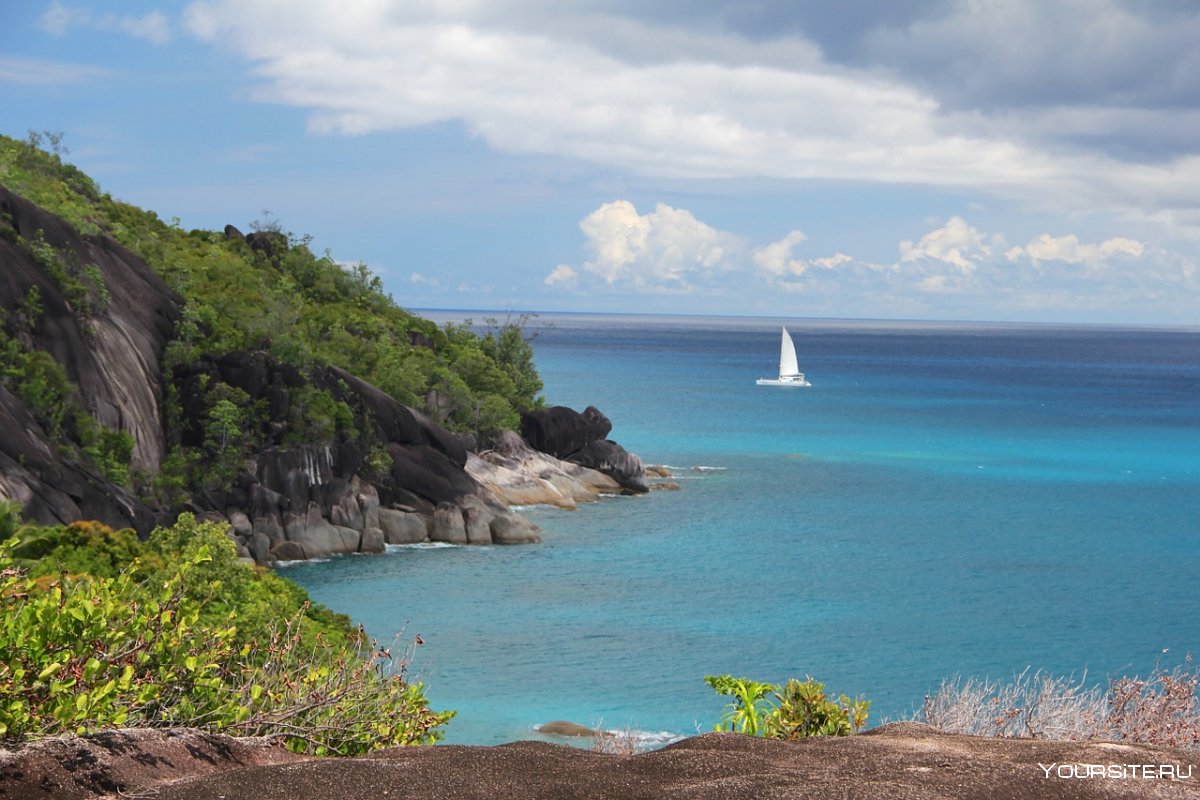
[756,377,811,387]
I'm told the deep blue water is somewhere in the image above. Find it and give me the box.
[283,314,1200,745]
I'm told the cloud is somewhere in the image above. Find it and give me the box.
[815,253,853,269]
[544,265,577,286]
[576,200,739,287]
[753,230,808,276]
[752,232,856,283]
[40,3,172,45]
[899,216,993,273]
[38,2,90,36]
[0,55,109,85]
[1006,234,1145,267]
[169,0,1200,250]
[116,11,171,46]
[548,202,1197,320]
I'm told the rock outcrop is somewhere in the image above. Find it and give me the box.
[4,724,1197,800]
[520,406,648,494]
[4,188,686,563]
[169,352,542,559]
[0,186,666,562]
[467,431,623,509]
[0,186,179,533]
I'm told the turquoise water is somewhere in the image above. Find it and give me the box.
[283,314,1200,745]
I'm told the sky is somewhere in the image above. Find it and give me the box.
[2,0,1199,324]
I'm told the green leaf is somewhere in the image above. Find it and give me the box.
[37,661,63,681]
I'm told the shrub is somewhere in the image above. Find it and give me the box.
[0,515,453,753]
[0,538,243,739]
[705,674,869,739]
[921,662,1200,750]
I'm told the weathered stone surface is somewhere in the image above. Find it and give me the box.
[569,439,648,494]
[460,496,494,545]
[0,191,179,534]
[536,720,598,737]
[252,509,285,545]
[228,509,253,538]
[520,405,612,459]
[269,540,305,561]
[359,526,385,553]
[467,431,622,509]
[5,725,1199,800]
[324,479,365,531]
[379,508,428,544]
[0,187,181,476]
[490,512,542,545]
[517,406,649,495]
[250,531,271,563]
[430,502,468,544]
[331,524,362,553]
[0,386,155,535]
[283,503,341,558]
[352,475,380,531]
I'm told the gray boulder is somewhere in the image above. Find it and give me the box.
[490,512,542,545]
[430,502,468,544]
[359,526,385,553]
[569,440,649,494]
[379,508,428,544]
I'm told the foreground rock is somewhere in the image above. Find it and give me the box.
[4,725,1198,799]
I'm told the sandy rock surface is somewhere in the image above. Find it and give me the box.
[3,724,1198,799]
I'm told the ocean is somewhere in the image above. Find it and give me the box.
[282,313,1200,746]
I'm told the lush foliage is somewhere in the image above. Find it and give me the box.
[2,130,544,500]
[0,511,452,754]
[0,131,542,444]
[705,674,870,739]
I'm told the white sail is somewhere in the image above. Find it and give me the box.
[756,326,811,386]
[779,327,800,378]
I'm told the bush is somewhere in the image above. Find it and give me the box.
[921,662,1200,750]
[705,674,869,739]
[0,515,453,753]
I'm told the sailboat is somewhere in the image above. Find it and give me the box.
[756,326,811,387]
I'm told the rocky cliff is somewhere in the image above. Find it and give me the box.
[0,185,648,562]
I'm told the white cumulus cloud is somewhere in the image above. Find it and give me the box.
[1007,233,1145,267]
[544,265,578,286]
[577,200,738,287]
[899,216,990,273]
[752,234,856,281]
[753,230,808,276]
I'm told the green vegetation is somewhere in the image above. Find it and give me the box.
[0,307,134,485]
[0,131,559,752]
[705,674,870,739]
[0,505,451,754]
[1,130,544,498]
